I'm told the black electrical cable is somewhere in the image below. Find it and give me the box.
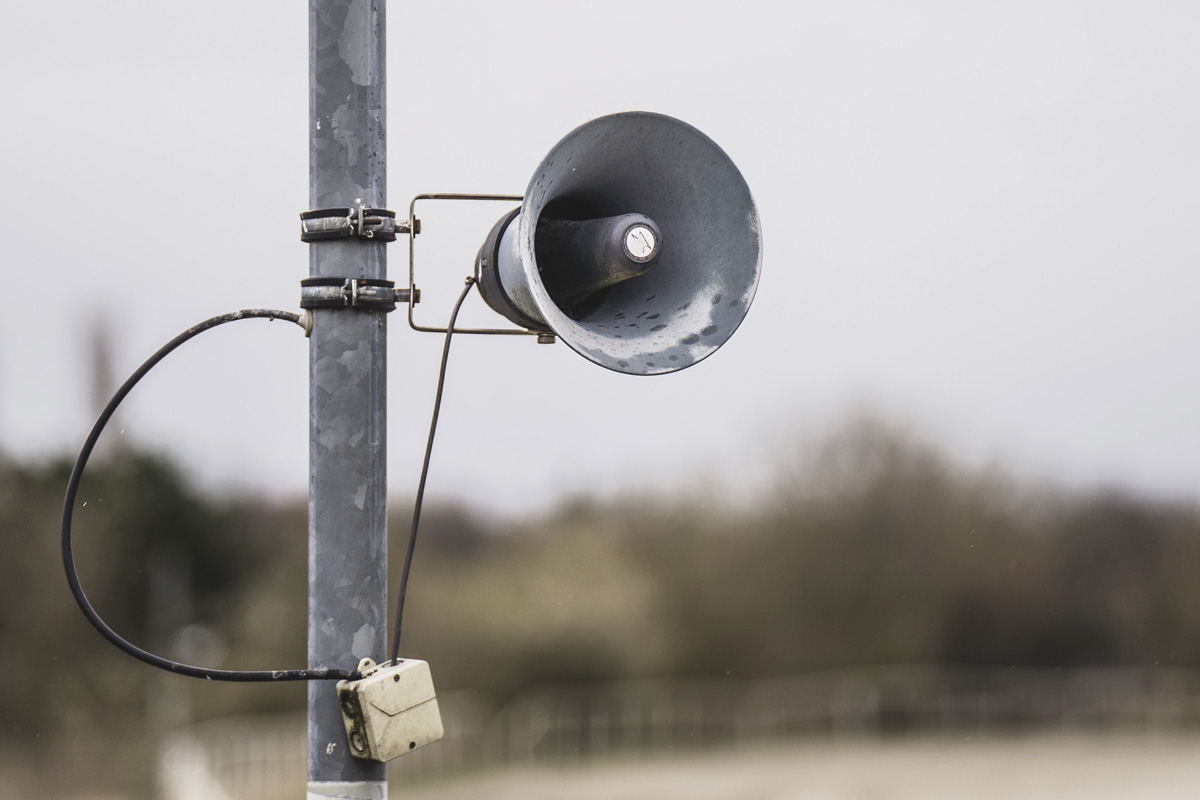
[390,277,476,663]
[62,309,359,682]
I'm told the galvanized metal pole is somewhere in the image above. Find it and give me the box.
[307,1,388,799]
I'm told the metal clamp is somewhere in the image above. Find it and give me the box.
[301,201,412,243]
[300,278,410,311]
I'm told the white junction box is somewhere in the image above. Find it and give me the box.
[337,657,444,762]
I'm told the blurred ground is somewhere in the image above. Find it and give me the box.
[14,432,1200,800]
[402,735,1200,800]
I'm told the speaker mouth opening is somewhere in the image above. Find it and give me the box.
[534,199,665,322]
[550,282,610,322]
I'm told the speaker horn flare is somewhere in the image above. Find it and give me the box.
[476,111,762,376]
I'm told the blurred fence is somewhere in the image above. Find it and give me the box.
[160,666,1200,800]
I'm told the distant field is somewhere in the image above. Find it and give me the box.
[399,734,1200,800]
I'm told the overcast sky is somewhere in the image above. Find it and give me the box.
[3,1,1199,515]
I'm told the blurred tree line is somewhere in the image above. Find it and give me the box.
[4,416,1200,789]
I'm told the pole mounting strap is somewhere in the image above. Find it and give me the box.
[300,202,412,242]
[300,278,411,311]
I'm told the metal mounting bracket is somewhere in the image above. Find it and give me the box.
[405,193,540,337]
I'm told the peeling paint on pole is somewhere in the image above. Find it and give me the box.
[308,0,388,796]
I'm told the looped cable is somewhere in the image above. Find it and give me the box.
[61,309,360,682]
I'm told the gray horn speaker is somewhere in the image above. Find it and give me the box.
[476,111,762,376]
